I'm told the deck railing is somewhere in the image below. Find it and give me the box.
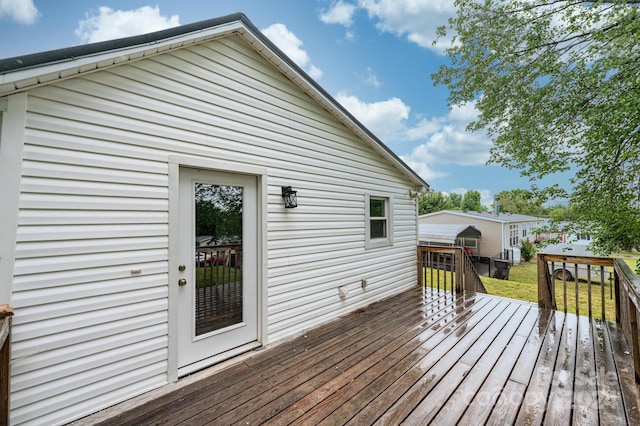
[195,245,243,334]
[417,246,487,294]
[537,253,640,382]
[0,304,13,424]
[537,253,615,318]
[613,260,640,383]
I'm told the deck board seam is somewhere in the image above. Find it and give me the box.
[410,304,534,425]
[374,299,513,424]
[282,294,494,425]
[226,295,465,425]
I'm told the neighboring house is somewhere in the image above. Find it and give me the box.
[196,235,215,247]
[535,221,592,245]
[0,14,429,425]
[419,209,546,262]
[556,221,593,245]
[571,233,593,245]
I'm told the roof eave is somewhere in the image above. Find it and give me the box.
[0,18,245,94]
[0,13,429,190]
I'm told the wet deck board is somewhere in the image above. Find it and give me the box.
[81,286,640,425]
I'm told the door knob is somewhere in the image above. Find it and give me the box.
[178,278,187,286]
[178,264,186,271]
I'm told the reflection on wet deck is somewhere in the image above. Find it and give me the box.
[83,286,640,425]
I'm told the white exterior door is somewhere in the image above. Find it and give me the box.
[177,168,258,372]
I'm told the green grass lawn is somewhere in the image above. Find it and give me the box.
[421,256,631,320]
[481,260,628,320]
[196,265,242,287]
[470,263,542,306]
[483,267,616,320]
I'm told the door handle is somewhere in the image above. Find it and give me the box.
[178,278,187,286]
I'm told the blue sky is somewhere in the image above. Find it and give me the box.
[0,0,567,206]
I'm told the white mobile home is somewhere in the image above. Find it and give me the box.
[0,14,428,424]
[419,210,546,262]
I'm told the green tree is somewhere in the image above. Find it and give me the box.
[546,203,580,223]
[434,0,640,253]
[419,191,453,215]
[461,190,483,212]
[195,184,243,243]
[449,192,463,209]
[495,189,545,216]
[520,239,536,262]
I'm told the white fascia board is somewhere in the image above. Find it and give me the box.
[0,21,245,94]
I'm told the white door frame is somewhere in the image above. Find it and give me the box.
[167,155,268,381]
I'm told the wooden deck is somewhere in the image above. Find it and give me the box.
[80,286,640,425]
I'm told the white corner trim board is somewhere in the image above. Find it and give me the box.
[0,93,28,304]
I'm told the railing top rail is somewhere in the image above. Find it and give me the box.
[417,245,486,294]
[197,244,242,251]
[538,253,614,267]
[418,245,460,254]
[614,258,640,310]
[0,305,12,318]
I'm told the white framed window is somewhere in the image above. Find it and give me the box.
[456,237,478,248]
[462,237,478,248]
[509,224,519,247]
[365,194,393,249]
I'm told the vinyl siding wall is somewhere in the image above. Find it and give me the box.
[7,35,418,424]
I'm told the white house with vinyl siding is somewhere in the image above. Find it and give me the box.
[0,14,429,425]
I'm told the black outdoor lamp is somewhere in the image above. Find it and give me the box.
[281,186,298,208]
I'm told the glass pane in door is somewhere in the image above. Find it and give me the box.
[194,183,243,336]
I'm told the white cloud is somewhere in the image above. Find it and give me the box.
[334,93,490,163]
[397,101,493,183]
[0,0,38,24]
[345,30,356,41]
[319,1,358,41]
[320,0,456,53]
[359,67,381,88]
[401,158,449,182]
[306,64,323,80]
[336,92,409,142]
[332,93,493,184]
[75,6,180,44]
[405,117,444,140]
[320,1,357,26]
[358,0,456,53]
[404,101,492,166]
[262,23,323,80]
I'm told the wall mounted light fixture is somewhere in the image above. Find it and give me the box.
[281,186,298,208]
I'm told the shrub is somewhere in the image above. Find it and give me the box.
[520,239,536,262]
